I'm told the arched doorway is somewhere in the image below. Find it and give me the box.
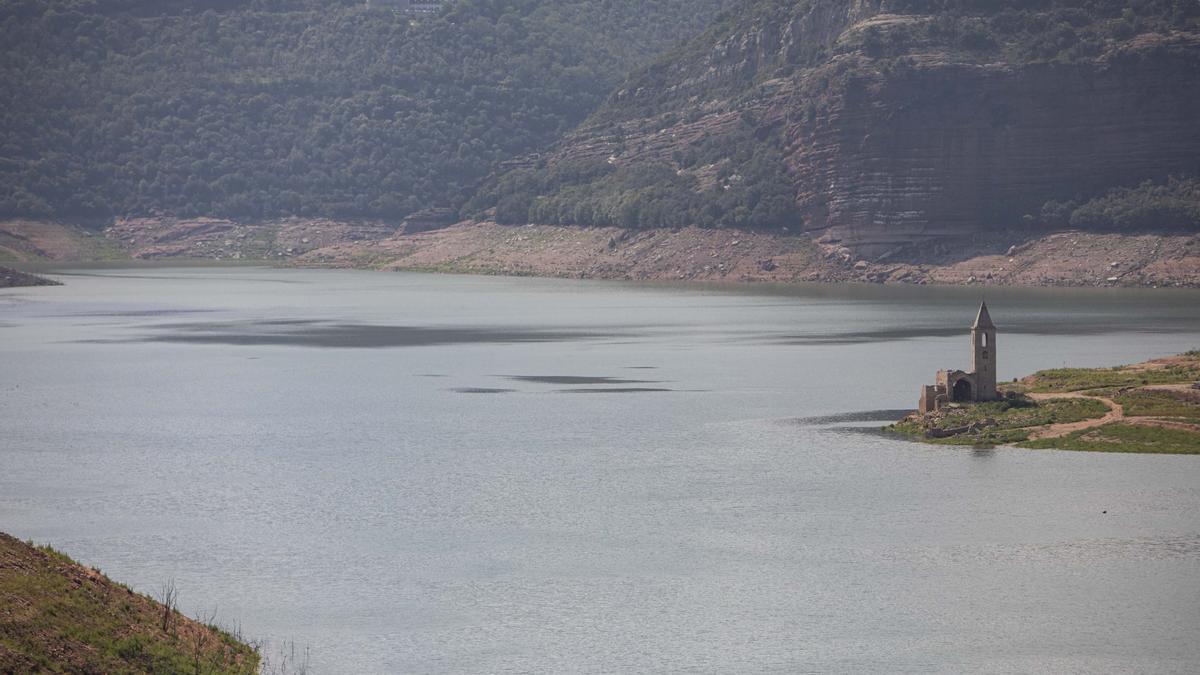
[952,378,973,402]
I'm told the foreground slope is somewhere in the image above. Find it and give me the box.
[478,0,1200,257]
[0,533,257,673]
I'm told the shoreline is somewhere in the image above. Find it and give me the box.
[4,219,1200,289]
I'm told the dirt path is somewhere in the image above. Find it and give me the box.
[1027,392,1124,440]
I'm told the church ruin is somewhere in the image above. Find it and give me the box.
[918,302,998,413]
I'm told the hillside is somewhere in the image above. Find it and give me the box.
[0,533,257,673]
[0,0,728,222]
[475,0,1200,258]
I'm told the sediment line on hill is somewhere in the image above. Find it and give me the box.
[4,219,1199,288]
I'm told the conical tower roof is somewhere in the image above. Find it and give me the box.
[972,301,995,329]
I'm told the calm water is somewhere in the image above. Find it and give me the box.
[3,267,1200,673]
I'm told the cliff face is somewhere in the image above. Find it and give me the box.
[504,1,1200,257]
[785,33,1200,255]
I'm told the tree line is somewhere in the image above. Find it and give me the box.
[0,0,726,221]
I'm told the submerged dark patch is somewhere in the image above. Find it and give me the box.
[555,387,674,394]
[824,425,897,437]
[53,309,219,319]
[504,375,661,385]
[773,327,965,345]
[115,321,620,349]
[787,409,914,425]
[770,320,1173,345]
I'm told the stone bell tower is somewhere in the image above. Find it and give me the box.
[971,301,997,401]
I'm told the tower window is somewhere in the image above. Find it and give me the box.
[983,350,989,360]
[982,333,989,348]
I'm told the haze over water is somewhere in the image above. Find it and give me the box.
[3,267,1200,673]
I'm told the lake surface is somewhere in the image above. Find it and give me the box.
[3,267,1200,673]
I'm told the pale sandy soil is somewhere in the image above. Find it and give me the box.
[300,221,828,282]
[4,218,1199,288]
[0,221,115,261]
[301,222,1200,288]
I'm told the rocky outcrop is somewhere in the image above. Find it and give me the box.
[786,35,1200,255]
[0,266,59,288]
[520,1,1200,257]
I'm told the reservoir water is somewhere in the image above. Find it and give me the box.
[2,267,1199,673]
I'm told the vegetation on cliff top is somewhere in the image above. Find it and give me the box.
[596,0,1200,120]
[0,0,727,222]
[0,533,257,673]
[466,121,801,231]
[1038,176,1200,233]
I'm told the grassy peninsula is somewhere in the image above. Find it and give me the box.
[891,351,1200,453]
[0,533,258,674]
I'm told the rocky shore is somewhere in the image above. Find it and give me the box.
[4,218,1199,288]
[0,266,59,288]
[299,221,1200,288]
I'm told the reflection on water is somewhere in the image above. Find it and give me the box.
[504,375,662,385]
[86,320,622,348]
[3,267,1200,674]
[555,387,677,394]
[52,308,219,319]
[788,409,917,425]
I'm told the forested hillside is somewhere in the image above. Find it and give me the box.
[0,0,727,221]
[475,0,1200,255]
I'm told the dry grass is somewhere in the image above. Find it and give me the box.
[0,533,258,674]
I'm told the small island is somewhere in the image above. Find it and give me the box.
[892,304,1200,453]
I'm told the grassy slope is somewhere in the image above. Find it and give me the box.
[1012,361,1200,395]
[0,533,258,674]
[1022,422,1200,454]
